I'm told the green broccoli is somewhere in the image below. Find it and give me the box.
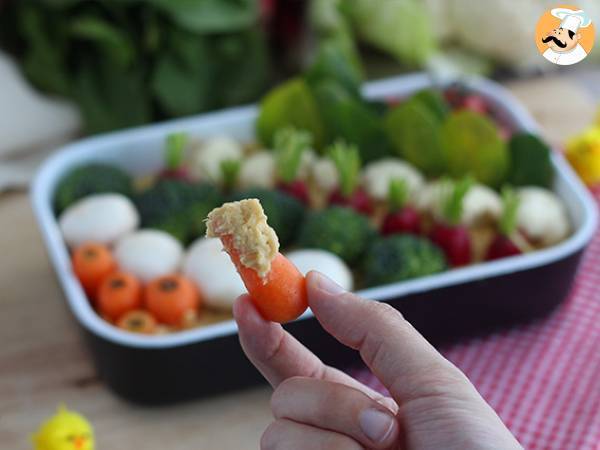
[54,164,133,214]
[297,207,374,265]
[363,235,447,287]
[229,188,305,247]
[135,179,222,243]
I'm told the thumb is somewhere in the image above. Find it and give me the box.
[306,271,473,404]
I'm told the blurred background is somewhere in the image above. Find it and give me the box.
[1,1,600,450]
[1,0,599,190]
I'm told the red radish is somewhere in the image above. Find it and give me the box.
[327,141,374,215]
[159,132,190,181]
[277,179,310,204]
[381,178,421,235]
[486,188,523,260]
[274,127,311,204]
[429,178,473,267]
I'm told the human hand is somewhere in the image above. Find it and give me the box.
[234,271,522,450]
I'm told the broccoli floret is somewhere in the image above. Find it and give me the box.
[363,235,447,287]
[54,164,133,214]
[135,180,222,243]
[297,207,374,265]
[229,188,305,247]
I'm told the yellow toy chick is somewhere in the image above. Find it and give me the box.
[32,405,94,450]
[566,126,600,186]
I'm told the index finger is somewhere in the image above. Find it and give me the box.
[233,294,397,409]
[306,271,474,405]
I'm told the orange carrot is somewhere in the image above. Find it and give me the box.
[145,274,200,326]
[117,310,157,334]
[223,235,307,323]
[97,272,143,321]
[72,242,116,300]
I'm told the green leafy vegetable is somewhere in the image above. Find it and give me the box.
[385,97,446,176]
[1,0,270,133]
[441,111,510,187]
[256,78,326,149]
[507,133,554,188]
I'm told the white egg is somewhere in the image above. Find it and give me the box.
[517,187,570,246]
[59,193,139,247]
[239,152,276,189]
[189,136,243,183]
[114,230,183,282]
[362,158,424,201]
[183,237,246,311]
[286,249,353,291]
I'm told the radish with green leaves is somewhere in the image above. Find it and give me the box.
[328,141,373,214]
[381,179,421,235]
[160,132,190,181]
[429,177,473,267]
[486,188,523,260]
[274,127,312,204]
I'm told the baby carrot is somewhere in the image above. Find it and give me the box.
[97,271,143,321]
[72,242,116,300]
[145,274,200,326]
[206,199,308,323]
[117,310,157,334]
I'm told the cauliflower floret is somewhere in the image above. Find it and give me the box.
[362,158,424,201]
[417,181,502,226]
[516,187,570,246]
[311,157,339,193]
[188,136,242,183]
[239,152,276,189]
[298,149,317,179]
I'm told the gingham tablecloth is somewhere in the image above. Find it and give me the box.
[352,189,600,450]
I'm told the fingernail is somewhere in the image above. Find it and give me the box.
[359,408,396,444]
[312,271,346,295]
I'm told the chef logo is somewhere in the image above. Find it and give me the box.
[535,6,595,65]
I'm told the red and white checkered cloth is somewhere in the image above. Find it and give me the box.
[351,190,600,450]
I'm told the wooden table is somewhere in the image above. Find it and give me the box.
[0,75,597,450]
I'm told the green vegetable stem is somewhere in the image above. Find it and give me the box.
[499,187,520,236]
[388,178,409,211]
[274,127,312,183]
[328,140,361,198]
[441,177,473,226]
[165,132,188,170]
[220,159,242,192]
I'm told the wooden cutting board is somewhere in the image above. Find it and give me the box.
[0,74,597,450]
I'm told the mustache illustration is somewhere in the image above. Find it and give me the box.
[542,35,567,48]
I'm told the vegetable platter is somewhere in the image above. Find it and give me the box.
[32,74,597,404]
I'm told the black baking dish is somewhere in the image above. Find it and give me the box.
[32,74,598,404]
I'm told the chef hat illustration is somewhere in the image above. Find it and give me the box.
[551,8,592,33]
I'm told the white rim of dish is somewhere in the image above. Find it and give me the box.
[31,73,599,349]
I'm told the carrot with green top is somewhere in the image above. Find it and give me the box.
[206,198,307,323]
